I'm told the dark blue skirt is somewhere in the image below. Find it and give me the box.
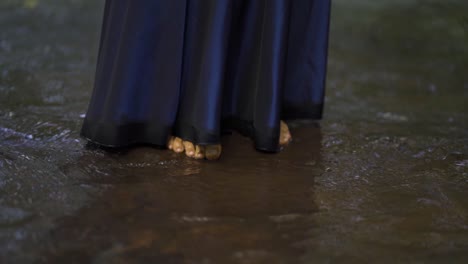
[81,0,330,152]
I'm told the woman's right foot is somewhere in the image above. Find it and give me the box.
[167,136,222,160]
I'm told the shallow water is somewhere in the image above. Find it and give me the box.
[1,0,467,263]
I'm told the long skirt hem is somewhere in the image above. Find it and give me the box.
[81,0,330,153]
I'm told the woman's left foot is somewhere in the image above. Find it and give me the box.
[279,120,292,146]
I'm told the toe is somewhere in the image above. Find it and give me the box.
[194,145,205,159]
[205,145,222,160]
[183,141,195,157]
[173,137,185,153]
[167,136,175,150]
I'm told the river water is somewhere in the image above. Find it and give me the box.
[1,0,467,263]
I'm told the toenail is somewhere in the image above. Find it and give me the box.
[188,151,194,155]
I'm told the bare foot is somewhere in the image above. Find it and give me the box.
[167,136,222,160]
[279,120,292,146]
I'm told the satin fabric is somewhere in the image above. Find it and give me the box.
[81,0,330,152]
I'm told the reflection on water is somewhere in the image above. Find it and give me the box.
[36,127,322,263]
[23,0,39,9]
[0,0,467,263]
